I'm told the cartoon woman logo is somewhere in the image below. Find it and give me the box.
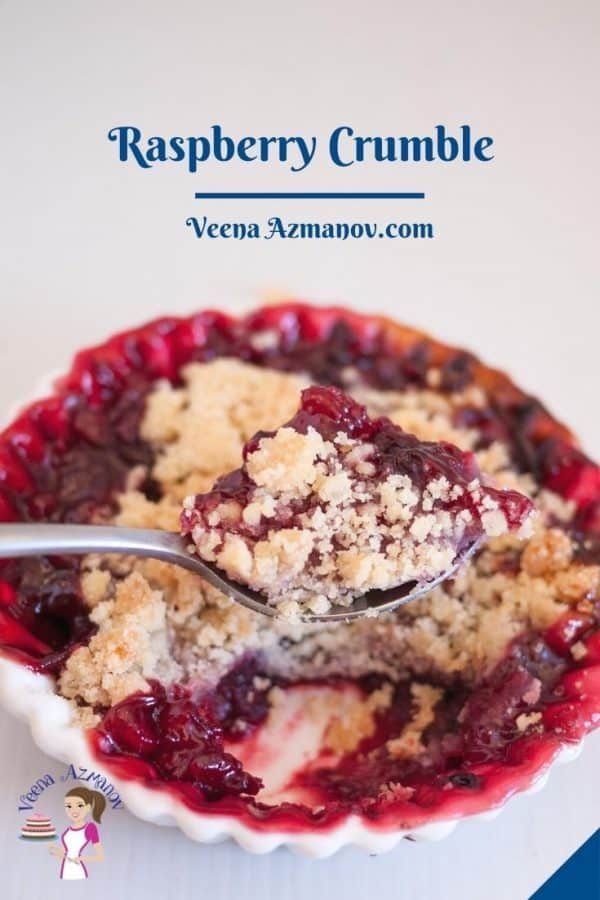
[49,787,106,880]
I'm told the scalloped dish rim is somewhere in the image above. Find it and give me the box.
[0,346,592,857]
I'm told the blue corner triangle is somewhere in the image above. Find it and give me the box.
[530,830,599,900]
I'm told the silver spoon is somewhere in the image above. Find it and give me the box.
[0,523,476,623]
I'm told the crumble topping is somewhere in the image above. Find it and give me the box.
[521,529,573,576]
[141,359,307,500]
[181,385,533,617]
[60,572,181,712]
[386,683,443,758]
[571,641,588,661]
[515,711,543,732]
[57,359,599,755]
[324,683,393,754]
[344,380,481,451]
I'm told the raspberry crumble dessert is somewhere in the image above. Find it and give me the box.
[0,303,598,837]
[182,384,533,617]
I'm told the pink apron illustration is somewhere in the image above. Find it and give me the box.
[49,787,106,879]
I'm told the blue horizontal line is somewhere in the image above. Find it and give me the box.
[194,191,425,200]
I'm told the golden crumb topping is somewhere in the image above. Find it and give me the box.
[183,383,533,617]
[324,684,393,754]
[386,683,443,758]
[141,360,306,500]
[60,572,181,713]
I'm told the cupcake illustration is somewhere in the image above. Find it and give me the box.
[20,812,57,841]
[49,787,106,880]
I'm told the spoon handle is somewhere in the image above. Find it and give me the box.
[0,522,280,618]
[0,523,189,565]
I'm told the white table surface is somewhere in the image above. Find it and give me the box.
[1,1,598,897]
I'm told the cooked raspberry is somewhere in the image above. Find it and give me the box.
[99,683,262,801]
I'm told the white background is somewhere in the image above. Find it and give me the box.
[0,1,598,898]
